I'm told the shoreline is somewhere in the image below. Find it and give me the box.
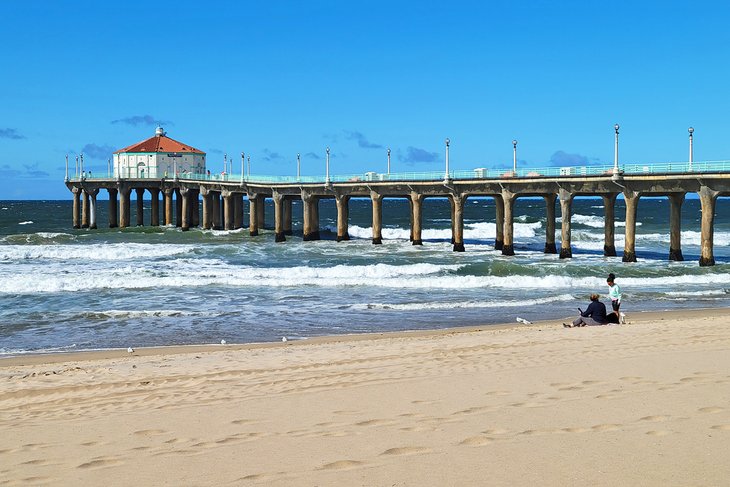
[3,306,729,367]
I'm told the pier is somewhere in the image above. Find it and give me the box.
[66,161,730,266]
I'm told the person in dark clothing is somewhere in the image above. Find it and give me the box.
[564,294,608,328]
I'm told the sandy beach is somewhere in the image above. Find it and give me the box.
[2,309,730,486]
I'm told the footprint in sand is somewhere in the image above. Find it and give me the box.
[698,406,724,414]
[20,459,53,466]
[319,460,364,470]
[646,430,671,436]
[591,424,621,432]
[459,436,494,446]
[77,457,123,469]
[484,390,511,397]
[231,419,257,425]
[638,415,670,423]
[380,447,432,456]
[133,429,168,437]
[355,419,395,427]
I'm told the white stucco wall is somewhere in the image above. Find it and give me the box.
[113,152,206,178]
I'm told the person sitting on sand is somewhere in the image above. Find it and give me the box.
[564,294,608,328]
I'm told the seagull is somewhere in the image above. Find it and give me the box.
[282,336,288,342]
[516,317,532,325]
[220,339,227,345]
[127,347,134,354]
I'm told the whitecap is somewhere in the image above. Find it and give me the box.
[351,293,574,311]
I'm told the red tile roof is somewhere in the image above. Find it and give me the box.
[114,134,205,154]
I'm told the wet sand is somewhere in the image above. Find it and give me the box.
[2,308,730,486]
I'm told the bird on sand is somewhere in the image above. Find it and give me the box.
[127,347,134,354]
[282,336,288,342]
[220,339,227,345]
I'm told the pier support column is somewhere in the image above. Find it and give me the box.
[371,191,383,244]
[559,189,574,259]
[149,188,160,226]
[301,192,320,241]
[410,192,424,246]
[200,188,212,230]
[544,193,557,254]
[72,187,81,229]
[135,188,145,226]
[283,199,293,235]
[451,194,465,252]
[501,190,516,256]
[602,193,618,256]
[107,188,118,228]
[191,191,200,227]
[211,193,221,230]
[163,188,173,226]
[233,193,243,229]
[494,195,504,251]
[81,190,90,228]
[335,194,350,242]
[312,197,320,238]
[248,193,259,236]
[273,192,286,242]
[180,188,190,231]
[668,193,685,261]
[699,186,719,267]
[622,190,641,262]
[88,189,99,230]
[222,191,234,230]
[257,196,266,230]
[120,187,132,228]
[175,189,182,227]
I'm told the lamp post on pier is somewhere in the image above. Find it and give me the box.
[107,158,111,178]
[444,138,451,184]
[80,153,85,178]
[325,147,331,186]
[297,153,301,180]
[688,127,694,172]
[65,155,69,182]
[512,139,518,176]
[240,152,245,183]
[613,123,620,177]
[75,155,79,178]
[224,153,227,178]
[247,155,251,179]
[387,148,391,175]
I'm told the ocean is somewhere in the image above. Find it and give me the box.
[1,196,729,355]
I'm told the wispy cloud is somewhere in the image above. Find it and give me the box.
[0,163,49,178]
[81,143,116,160]
[344,130,383,149]
[549,150,590,166]
[111,115,173,127]
[0,164,20,178]
[0,128,25,140]
[262,148,283,162]
[304,152,321,160]
[398,146,439,164]
[23,162,49,178]
[208,148,224,154]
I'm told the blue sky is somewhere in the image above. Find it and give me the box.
[1,0,729,199]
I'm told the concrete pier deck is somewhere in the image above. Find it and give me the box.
[66,170,730,266]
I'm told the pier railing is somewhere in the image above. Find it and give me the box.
[73,160,730,183]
